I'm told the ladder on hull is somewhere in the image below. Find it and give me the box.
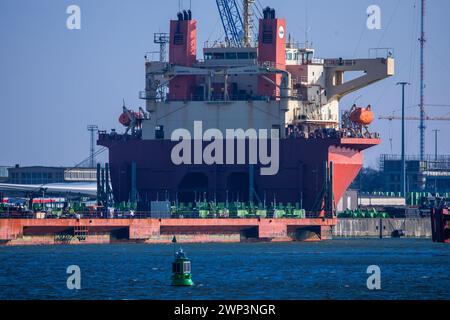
[74,226,89,241]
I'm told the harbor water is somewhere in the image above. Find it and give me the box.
[0,239,448,300]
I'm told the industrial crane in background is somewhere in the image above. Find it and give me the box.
[379,110,450,146]
[379,110,450,160]
[215,0,244,47]
[379,114,450,121]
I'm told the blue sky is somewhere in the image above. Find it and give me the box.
[0,0,449,168]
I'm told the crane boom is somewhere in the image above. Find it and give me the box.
[215,0,244,47]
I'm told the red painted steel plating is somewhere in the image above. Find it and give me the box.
[0,218,337,245]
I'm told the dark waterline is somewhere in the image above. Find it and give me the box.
[0,239,448,300]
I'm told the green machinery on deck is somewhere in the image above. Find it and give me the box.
[171,201,306,219]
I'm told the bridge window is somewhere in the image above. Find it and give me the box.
[213,52,225,60]
[204,51,256,60]
[226,52,237,60]
[237,52,249,59]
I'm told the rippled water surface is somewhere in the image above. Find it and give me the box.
[0,239,448,300]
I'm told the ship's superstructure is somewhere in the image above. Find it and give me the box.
[139,8,393,140]
[99,5,394,216]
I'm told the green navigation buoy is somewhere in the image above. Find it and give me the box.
[171,247,194,286]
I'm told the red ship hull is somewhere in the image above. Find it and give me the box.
[99,135,379,212]
[0,217,337,245]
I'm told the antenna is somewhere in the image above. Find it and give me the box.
[87,125,98,168]
[419,0,426,160]
[179,0,191,11]
[353,95,362,105]
[305,0,309,47]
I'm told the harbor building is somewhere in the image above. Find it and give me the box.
[7,165,97,184]
[0,167,10,183]
[380,154,450,193]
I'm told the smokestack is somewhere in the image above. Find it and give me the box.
[263,7,270,19]
[257,8,286,99]
[169,10,197,101]
[270,9,276,19]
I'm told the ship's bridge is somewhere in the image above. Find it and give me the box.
[285,43,324,66]
[196,47,258,68]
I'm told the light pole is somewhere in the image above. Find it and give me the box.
[433,129,439,161]
[433,129,439,193]
[397,82,410,198]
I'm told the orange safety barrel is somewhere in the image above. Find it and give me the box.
[350,106,374,125]
[119,111,144,127]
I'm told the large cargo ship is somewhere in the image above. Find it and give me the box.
[98,3,394,217]
[0,3,395,246]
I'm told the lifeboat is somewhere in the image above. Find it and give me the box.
[350,105,374,126]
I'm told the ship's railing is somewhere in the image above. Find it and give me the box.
[310,58,325,64]
[368,48,394,59]
[139,91,157,100]
[285,41,311,50]
[203,40,258,49]
[286,127,380,140]
[166,93,276,103]
[98,130,141,142]
[292,75,309,85]
[144,51,161,63]
[195,58,258,67]
[203,40,230,48]
[323,58,356,67]
[258,61,286,70]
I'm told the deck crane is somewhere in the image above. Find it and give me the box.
[215,0,257,47]
[215,0,244,47]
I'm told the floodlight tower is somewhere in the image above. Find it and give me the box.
[87,125,98,168]
[154,32,170,62]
